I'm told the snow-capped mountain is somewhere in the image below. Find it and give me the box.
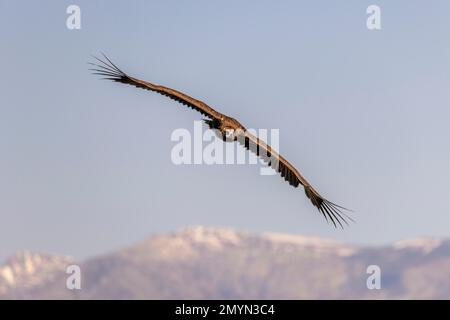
[1,227,449,299]
[0,251,72,297]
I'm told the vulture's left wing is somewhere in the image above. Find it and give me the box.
[237,130,352,228]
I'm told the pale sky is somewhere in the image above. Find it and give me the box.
[1,0,450,262]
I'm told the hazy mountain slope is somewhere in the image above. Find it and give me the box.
[1,227,449,299]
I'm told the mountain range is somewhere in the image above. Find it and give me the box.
[1,226,449,299]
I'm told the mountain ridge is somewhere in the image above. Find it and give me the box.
[1,226,449,299]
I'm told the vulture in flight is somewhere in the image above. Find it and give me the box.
[89,54,352,228]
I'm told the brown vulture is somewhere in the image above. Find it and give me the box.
[90,54,353,228]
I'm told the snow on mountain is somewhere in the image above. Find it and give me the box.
[0,251,72,296]
[170,226,351,252]
[393,237,443,253]
[261,232,357,256]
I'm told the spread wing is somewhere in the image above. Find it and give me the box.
[89,54,223,121]
[237,130,353,228]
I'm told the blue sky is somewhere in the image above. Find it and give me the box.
[1,1,450,261]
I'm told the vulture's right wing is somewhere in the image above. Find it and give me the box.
[89,54,224,121]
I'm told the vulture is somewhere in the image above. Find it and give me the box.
[89,54,353,228]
